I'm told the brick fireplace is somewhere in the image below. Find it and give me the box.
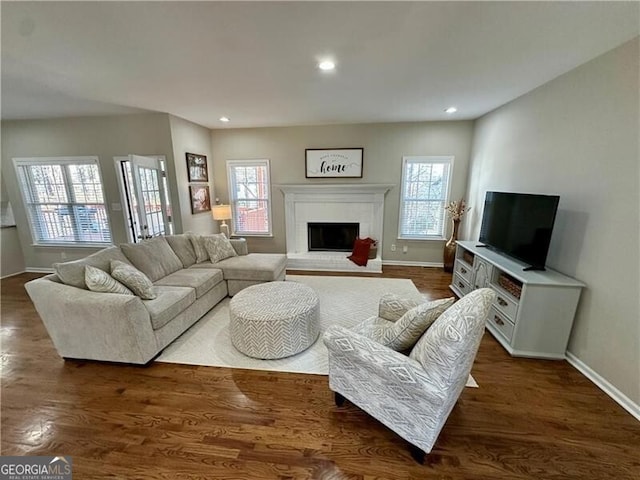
[276,184,393,272]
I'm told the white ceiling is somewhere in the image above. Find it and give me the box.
[2,1,638,129]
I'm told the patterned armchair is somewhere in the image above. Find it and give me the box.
[323,288,495,463]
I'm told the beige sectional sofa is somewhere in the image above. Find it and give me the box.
[25,234,287,365]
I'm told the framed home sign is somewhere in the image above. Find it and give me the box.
[186,152,208,182]
[305,148,363,178]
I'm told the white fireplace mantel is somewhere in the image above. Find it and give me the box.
[275,184,394,272]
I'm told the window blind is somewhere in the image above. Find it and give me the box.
[13,156,112,245]
[398,156,454,239]
[227,159,272,236]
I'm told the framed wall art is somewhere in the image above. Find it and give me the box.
[305,148,363,178]
[186,152,208,182]
[189,185,211,214]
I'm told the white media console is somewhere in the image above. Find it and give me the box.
[450,241,585,359]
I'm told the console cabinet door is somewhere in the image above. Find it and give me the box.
[474,257,493,289]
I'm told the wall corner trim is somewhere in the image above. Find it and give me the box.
[566,351,640,422]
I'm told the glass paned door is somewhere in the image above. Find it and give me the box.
[127,155,170,241]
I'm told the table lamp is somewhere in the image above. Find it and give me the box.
[212,204,232,237]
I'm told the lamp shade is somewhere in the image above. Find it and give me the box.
[211,204,232,221]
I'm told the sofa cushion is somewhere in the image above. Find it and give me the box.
[229,238,248,256]
[142,285,196,330]
[165,235,197,268]
[53,246,131,290]
[186,233,209,263]
[111,260,157,300]
[202,233,238,264]
[378,293,422,322]
[85,265,133,295]
[353,297,454,351]
[120,237,183,282]
[190,253,287,281]
[154,268,224,298]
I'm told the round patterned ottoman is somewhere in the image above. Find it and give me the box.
[229,281,320,359]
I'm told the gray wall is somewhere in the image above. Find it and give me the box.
[211,121,474,261]
[0,173,25,277]
[0,113,177,269]
[169,115,217,235]
[465,38,639,405]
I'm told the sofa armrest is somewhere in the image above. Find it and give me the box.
[25,278,158,364]
[323,325,446,404]
[230,238,248,256]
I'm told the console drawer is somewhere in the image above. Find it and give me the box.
[491,286,519,321]
[488,306,515,342]
[454,261,474,284]
[452,274,472,296]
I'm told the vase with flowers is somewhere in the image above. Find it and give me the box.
[443,199,470,272]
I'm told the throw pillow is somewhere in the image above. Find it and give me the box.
[202,233,238,264]
[186,233,209,263]
[378,293,422,322]
[347,237,373,267]
[352,297,455,351]
[110,260,156,300]
[85,265,134,295]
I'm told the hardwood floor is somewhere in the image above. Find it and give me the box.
[2,268,639,479]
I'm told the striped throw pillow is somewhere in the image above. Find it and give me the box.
[85,265,133,296]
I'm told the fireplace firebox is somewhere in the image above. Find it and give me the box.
[308,222,359,252]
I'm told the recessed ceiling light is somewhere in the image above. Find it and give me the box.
[318,60,335,71]
[445,107,457,114]
[219,117,230,122]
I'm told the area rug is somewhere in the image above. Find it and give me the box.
[157,275,478,387]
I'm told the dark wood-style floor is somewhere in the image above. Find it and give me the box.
[1,268,639,479]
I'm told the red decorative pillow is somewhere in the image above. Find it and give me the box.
[348,237,374,266]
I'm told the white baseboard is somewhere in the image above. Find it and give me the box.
[26,267,55,274]
[566,351,640,422]
[382,260,443,268]
[0,270,27,279]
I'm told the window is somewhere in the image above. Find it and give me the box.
[13,156,112,245]
[398,156,454,239]
[227,159,272,236]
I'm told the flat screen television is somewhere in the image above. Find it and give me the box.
[478,191,560,271]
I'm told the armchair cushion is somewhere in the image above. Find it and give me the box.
[352,297,454,351]
[378,293,422,322]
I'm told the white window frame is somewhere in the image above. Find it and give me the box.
[226,159,273,236]
[398,155,454,240]
[13,156,113,247]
